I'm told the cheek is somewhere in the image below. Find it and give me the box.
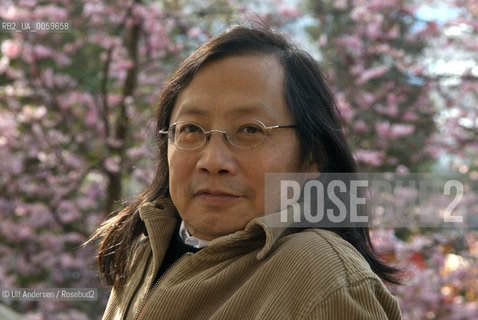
[168,147,193,169]
[168,149,194,194]
[263,144,301,172]
[281,138,302,171]
[261,134,301,170]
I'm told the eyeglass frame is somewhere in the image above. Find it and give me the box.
[158,119,296,150]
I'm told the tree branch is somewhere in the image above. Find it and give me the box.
[104,0,143,215]
[101,47,114,139]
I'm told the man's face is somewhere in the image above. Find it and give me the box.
[168,54,302,240]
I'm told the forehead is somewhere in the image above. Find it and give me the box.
[170,54,291,123]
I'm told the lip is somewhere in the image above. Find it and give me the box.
[194,188,242,204]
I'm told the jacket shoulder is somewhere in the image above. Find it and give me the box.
[258,228,400,318]
[272,228,380,291]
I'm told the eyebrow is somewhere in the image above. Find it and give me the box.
[173,106,208,118]
[174,103,278,120]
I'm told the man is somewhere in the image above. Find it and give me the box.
[94,25,401,319]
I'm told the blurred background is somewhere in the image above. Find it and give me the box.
[0,0,477,319]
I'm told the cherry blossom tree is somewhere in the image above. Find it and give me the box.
[0,0,232,318]
[304,0,441,172]
[429,0,478,168]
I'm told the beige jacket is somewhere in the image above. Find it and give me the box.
[102,199,401,319]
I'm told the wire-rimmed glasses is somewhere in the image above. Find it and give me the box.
[159,119,296,150]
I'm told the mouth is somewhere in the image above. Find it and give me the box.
[194,188,242,203]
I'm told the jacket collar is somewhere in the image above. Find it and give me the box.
[138,198,178,274]
[138,198,298,261]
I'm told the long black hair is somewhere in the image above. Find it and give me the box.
[92,24,401,289]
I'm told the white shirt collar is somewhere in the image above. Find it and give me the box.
[179,220,210,249]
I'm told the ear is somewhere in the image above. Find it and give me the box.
[300,156,321,173]
[301,151,325,173]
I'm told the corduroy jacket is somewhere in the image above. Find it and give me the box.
[102,199,401,320]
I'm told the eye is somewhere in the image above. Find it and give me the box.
[179,123,202,134]
[174,122,204,149]
[237,124,264,135]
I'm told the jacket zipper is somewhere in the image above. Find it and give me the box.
[132,252,192,320]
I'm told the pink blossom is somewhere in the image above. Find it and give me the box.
[335,35,363,54]
[19,0,36,8]
[85,107,98,127]
[366,22,383,39]
[132,3,147,18]
[351,64,364,76]
[55,310,90,320]
[278,4,301,19]
[362,93,376,106]
[108,94,122,106]
[374,122,415,139]
[424,142,441,159]
[367,0,396,11]
[1,39,22,59]
[386,25,399,39]
[19,105,47,123]
[169,42,184,54]
[59,254,78,269]
[375,103,399,117]
[354,149,385,167]
[395,164,409,174]
[333,0,348,9]
[106,137,124,149]
[353,120,367,132]
[188,26,202,39]
[357,65,388,84]
[350,6,369,21]
[54,52,71,67]
[104,155,121,173]
[1,5,25,20]
[33,44,51,59]
[390,124,415,138]
[0,56,9,73]
[127,145,149,159]
[403,111,419,122]
[32,5,68,20]
[375,121,390,137]
[318,34,327,46]
[83,2,104,17]
[336,94,354,121]
[0,266,15,288]
[370,228,398,253]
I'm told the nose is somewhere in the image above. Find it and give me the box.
[196,132,238,175]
